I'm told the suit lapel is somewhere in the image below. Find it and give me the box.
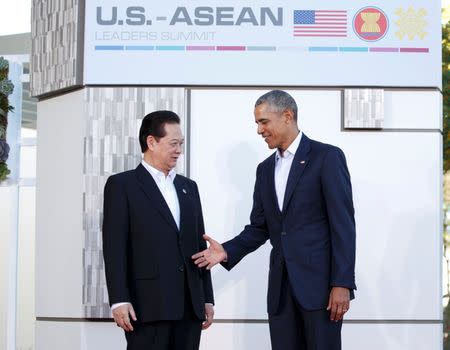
[282,134,311,214]
[134,164,179,232]
[173,176,189,237]
[266,153,282,217]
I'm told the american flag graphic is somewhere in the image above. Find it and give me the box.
[293,10,347,37]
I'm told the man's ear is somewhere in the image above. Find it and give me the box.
[282,109,294,123]
[146,135,155,150]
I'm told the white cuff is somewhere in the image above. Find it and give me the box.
[111,302,131,311]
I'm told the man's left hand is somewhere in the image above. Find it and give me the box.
[327,287,350,322]
[202,304,214,330]
[192,235,227,270]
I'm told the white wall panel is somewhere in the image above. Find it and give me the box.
[384,91,442,130]
[39,322,265,350]
[17,186,36,350]
[36,321,441,350]
[36,321,82,350]
[343,323,442,350]
[36,90,85,317]
[80,322,126,350]
[200,323,271,349]
[341,132,441,320]
[37,321,271,350]
[0,186,19,350]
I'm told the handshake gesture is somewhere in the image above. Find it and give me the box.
[192,235,227,270]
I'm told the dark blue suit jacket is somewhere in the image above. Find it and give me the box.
[223,134,356,314]
[102,164,214,322]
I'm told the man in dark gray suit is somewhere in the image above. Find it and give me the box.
[103,110,214,350]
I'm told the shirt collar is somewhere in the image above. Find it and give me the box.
[276,131,302,161]
[141,160,176,181]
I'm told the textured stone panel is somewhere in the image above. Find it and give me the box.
[82,87,186,317]
[344,89,384,129]
[31,0,84,97]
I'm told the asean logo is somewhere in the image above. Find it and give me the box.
[353,7,389,41]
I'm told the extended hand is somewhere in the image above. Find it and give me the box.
[202,303,214,330]
[192,234,227,270]
[327,287,350,322]
[112,303,137,332]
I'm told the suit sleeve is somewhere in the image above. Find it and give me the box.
[321,147,357,291]
[102,175,131,305]
[222,164,270,270]
[193,181,215,305]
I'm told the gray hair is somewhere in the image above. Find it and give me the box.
[255,90,298,121]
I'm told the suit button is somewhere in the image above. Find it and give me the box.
[281,231,286,236]
[178,266,184,272]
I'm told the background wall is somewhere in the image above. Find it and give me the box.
[0,0,436,349]
[190,89,442,348]
[35,87,442,349]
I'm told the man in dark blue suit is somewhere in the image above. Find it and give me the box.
[193,90,356,350]
[103,111,214,350]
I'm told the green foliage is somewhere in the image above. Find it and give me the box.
[0,57,8,71]
[0,161,9,180]
[0,56,12,182]
[0,79,14,96]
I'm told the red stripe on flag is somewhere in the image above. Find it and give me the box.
[293,34,347,37]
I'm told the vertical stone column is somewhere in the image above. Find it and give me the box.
[82,87,186,317]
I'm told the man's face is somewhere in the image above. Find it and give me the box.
[147,123,184,173]
[254,103,291,150]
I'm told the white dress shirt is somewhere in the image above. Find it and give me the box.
[111,160,180,311]
[274,131,302,211]
[141,160,180,229]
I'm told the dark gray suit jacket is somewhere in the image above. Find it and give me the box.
[103,164,214,322]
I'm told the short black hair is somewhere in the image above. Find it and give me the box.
[139,110,180,153]
[255,90,298,121]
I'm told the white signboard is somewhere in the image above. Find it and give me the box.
[84,1,441,87]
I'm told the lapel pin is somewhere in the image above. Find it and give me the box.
[300,160,306,164]
[182,188,187,194]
